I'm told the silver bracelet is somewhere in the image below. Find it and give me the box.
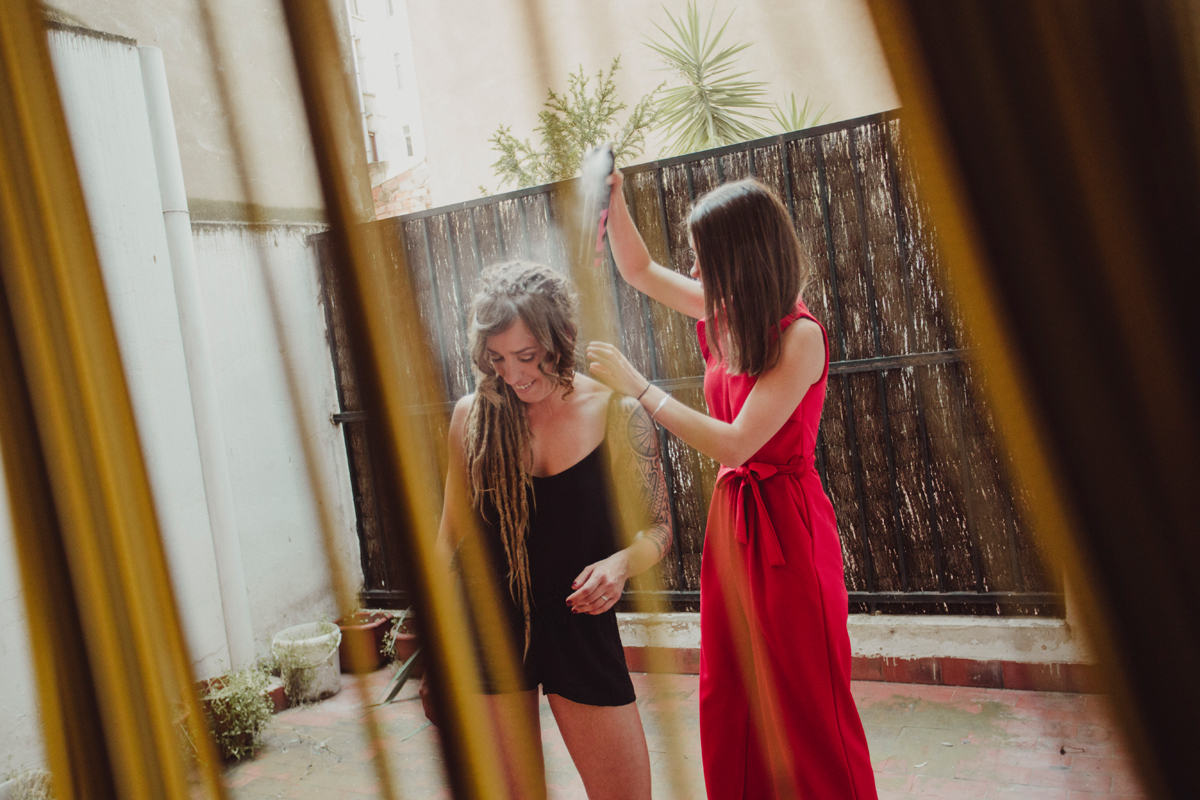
[650,393,670,420]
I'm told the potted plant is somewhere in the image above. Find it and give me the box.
[335,609,392,674]
[200,667,273,762]
[271,621,342,704]
[382,608,419,673]
[378,608,422,705]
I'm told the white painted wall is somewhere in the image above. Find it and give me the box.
[46,0,322,220]
[0,449,45,776]
[46,25,362,664]
[0,26,364,777]
[46,0,373,222]
[191,222,362,653]
[48,27,231,677]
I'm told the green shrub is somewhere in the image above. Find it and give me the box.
[488,57,660,190]
[202,668,273,762]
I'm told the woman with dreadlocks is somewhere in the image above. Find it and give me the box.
[420,260,672,800]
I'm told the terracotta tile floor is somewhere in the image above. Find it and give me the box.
[222,669,1148,799]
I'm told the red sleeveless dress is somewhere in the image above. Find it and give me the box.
[698,302,877,800]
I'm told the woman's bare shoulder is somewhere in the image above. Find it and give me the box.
[448,393,474,440]
[781,317,823,352]
[451,393,474,417]
[571,373,615,405]
[569,373,624,436]
[770,317,825,387]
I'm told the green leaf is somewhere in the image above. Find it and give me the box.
[645,1,771,155]
[488,57,660,189]
[770,92,828,133]
[378,647,422,705]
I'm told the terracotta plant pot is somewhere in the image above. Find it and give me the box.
[390,618,421,677]
[336,611,392,674]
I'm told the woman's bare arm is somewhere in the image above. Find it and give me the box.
[610,397,673,569]
[435,394,475,566]
[606,170,705,320]
[588,320,826,467]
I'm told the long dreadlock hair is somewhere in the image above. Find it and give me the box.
[465,261,579,653]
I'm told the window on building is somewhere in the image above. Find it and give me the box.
[368,132,379,163]
[403,125,414,157]
[394,55,403,90]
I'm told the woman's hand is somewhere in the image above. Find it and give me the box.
[607,168,625,206]
[587,341,649,398]
[566,551,630,615]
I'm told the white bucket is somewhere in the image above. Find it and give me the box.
[271,622,342,703]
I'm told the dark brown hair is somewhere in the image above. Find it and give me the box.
[465,261,578,652]
[688,178,811,375]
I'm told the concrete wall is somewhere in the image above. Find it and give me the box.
[618,613,1096,666]
[45,25,362,661]
[0,455,45,776]
[48,26,231,677]
[191,221,361,653]
[44,0,370,222]
[0,24,363,776]
[408,0,900,205]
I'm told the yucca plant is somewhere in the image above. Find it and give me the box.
[646,1,771,155]
[771,93,829,134]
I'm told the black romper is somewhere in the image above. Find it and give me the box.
[474,437,636,707]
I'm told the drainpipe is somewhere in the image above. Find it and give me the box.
[344,0,371,159]
[138,47,255,669]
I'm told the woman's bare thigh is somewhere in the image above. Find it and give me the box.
[547,694,652,800]
[484,690,547,800]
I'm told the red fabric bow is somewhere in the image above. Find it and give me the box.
[721,460,806,567]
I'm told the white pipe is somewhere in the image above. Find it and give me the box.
[138,47,255,669]
[345,0,372,155]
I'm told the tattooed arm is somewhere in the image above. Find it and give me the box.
[566,396,674,615]
[612,396,673,565]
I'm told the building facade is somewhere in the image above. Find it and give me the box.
[346,0,431,215]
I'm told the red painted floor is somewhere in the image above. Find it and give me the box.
[221,668,1148,799]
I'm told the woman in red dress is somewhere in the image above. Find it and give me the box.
[588,175,878,799]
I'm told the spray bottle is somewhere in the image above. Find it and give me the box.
[579,142,616,269]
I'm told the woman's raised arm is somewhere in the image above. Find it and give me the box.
[587,320,826,467]
[606,170,705,320]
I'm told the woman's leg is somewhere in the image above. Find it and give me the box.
[546,694,652,800]
[484,689,547,800]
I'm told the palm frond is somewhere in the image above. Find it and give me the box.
[646,1,771,155]
[770,93,829,133]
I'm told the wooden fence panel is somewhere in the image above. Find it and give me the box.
[317,112,1060,614]
[424,216,473,398]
